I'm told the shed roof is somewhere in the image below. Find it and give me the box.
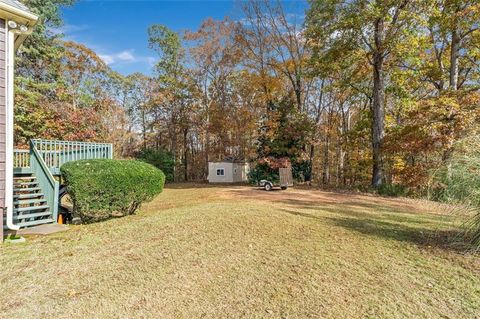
[209,155,249,163]
[209,161,248,164]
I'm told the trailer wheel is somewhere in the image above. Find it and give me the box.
[264,182,273,191]
[281,186,287,190]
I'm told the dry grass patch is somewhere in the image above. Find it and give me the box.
[1,185,479,318]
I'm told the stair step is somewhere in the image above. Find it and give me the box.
[14,198,47,205]
[13,187,42,192]
[14,176,36,180]
[17,218,54,228]
[15,211,52,220]
[14,193,44,199]
[14,181,38,187]
[14,205,50,213]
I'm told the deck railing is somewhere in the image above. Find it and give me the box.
[14,139,113,174]
[13,149,30,168]
[31,139,113,173]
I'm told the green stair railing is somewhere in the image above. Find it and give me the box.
[29,140,59,223]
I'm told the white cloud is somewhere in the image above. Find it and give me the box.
[99,54,115,65]
[99,50,135,65]
[117,51,135,62]
[98,49,155,67]
[49,24,90,36]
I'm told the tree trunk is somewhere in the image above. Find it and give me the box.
[295,76,302,111]
[444,26,461,162]
[322,110,331,185]
[341,106,351,186]
[171,124,177,182]
[449,29,460,90]
[308,144,315,184]
[322,133,329,185]
[183,128,188,182]
[371,18,386,188]
[141,109,147,150]
[204,80,210,180]
[309,80,325,185]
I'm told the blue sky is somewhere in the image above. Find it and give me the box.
[60,0,308,75]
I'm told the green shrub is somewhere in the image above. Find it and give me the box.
[377,183,408,197]
[248,157,309,185]
[292,160,312,182]
[61,159,165,223]
[137,148,174,182]
[248,162,280,185]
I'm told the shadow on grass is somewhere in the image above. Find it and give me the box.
[280,208,468,253]
[320,205,454,227]
[328,216,470,252]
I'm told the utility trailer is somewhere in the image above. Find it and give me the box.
[259,167,294,191]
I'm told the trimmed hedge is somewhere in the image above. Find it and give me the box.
[61,159,165,223]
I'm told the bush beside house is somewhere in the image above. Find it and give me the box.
[61,159,165,223]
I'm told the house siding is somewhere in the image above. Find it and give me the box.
[0,18,5,239]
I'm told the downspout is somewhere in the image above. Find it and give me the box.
[5,23,18,231]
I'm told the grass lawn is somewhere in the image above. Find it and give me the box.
[1,185,479,318]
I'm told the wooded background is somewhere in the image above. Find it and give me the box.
[15,0,480,193]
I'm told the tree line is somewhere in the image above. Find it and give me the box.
[16,0,479,193]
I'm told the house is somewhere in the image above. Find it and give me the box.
[1,1,113,241]
[207,159,250,183]
[0,0,38,240]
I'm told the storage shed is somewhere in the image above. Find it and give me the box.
[207,160,250,183]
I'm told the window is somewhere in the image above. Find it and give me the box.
[216,168,225,176]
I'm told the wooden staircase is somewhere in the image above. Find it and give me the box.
[12,173,54,227]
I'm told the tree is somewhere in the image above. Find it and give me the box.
[185,18,242,175]
[148,25,195,181]
[307,0,421,187]
[240,0,310,111]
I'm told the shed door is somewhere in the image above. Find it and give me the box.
[279,168,293,186]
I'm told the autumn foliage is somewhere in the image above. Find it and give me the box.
[15,0,480,199]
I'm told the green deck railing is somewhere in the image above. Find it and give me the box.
[32,139,113,175]
[15,139,113,175]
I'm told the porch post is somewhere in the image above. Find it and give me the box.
[4,22,18,231]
